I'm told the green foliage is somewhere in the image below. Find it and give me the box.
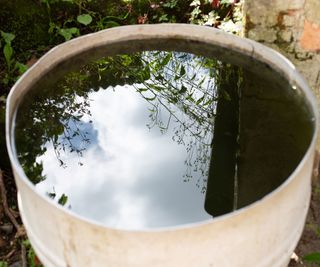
[162,0,178,9]
[0,0,223,87]
[0,31,28,86]
[77,14,93,25]
[3,45,14,69]
[303,252,320,266]
[189,0,202,23]
[188,0,242,34]
[1,31,15,71]
[1,30,15,44]
[0,261,8,267]
[47,189,68,206]
[22,239,43,267]
[0,0,242,88]
[58,193,68,205]
[14,50,220,195]
[15,62,28,74]
[58,27,80,41]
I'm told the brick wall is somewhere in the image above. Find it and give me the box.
[243,0,320,102]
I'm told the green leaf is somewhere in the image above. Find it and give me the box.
[303,252,320,264]
[48,192,56,199]
[190,0,200,6]
[104,20,120,28]
[1,31,15,45]
[59,27,79,41]
[137,87,148,92]
[15,62,28,75]
[180,65,186,76]
[58,194,68,206]
[162,0,177,8]
[144,96,156,101]
[186,93,195,102]
[159,14,168,22]
[203,98,213,106]
[179,85,187,94]
[190,6,201,17]
[169,97,178,104]
[161,53,171,67]
[196,95,205,105]
[3,44,13,67]
[22,239,38,267]
[2,74,10,85]
[149,84,164,92]
[77,14,93,26]
[222,90,231,101]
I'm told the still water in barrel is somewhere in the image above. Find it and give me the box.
[14,51,223,229]
[13,50,313,229]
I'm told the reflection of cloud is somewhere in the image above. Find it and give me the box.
[36,84,212,230]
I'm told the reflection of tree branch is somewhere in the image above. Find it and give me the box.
[134,83,204,143]
[141,54,216,128]
[16,50,219,191]
[131,77,213,146]
[141,54,216,99]
[165,113,172,132]
[157,97,207,145]
[132,51,216,191]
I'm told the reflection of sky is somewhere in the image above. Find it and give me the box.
[36,85,212,229]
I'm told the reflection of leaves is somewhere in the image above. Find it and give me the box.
[98,51,219,190]
[180,65,186,76]
[15,50,235,194]
[135,51,220,190]
[47,189,68,206]
[196,95,205,105]
[58,194,68,206]
[48,192,56,199]
[222,89,231,101]
[144,96,157,101]
[179,85,187,94]
[160,53,172,67]
[15,52,147,184]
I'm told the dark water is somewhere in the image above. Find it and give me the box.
[13,50,314,229]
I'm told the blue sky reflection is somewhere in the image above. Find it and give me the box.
[35,84,212,229]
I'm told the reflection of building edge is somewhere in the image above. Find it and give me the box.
[204,65,240,216]
[236,70,314,209]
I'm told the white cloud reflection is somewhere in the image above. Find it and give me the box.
[36,84,212,230]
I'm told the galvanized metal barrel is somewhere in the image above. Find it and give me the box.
[6,24,319,267]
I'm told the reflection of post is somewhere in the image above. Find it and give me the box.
[204,66,240,216]
[236,70,313,208]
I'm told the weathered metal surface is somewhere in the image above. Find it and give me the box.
[6,24,319,267]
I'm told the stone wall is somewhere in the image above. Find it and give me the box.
[243,0,320,102]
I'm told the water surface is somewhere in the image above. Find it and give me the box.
[15,51,221,229]
[13,49,314,229]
